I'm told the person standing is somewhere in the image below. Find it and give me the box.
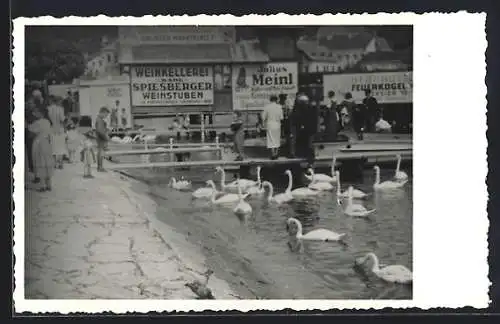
[261,95,284,160]
[349,93,367,140]
[324,90,339,141]
[230,111,245,161]
[293,95,318,167]
[363,89,380,132]
[47,96,67,169]
[95,106,110,172]
[284,93,298,157]
[28,107,55,192]
[62,90,74,117]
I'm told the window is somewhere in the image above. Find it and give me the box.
[107,54,112,62]
[214,64,232,90]
[328,52,333,57]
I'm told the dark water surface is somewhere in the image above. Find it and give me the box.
[126,165,412,299]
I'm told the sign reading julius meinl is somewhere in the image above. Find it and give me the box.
[232,62,298,111]
[131,66,214,106]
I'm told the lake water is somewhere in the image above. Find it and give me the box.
[125,165,413,300]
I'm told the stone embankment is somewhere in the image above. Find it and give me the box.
[24,162,237,299]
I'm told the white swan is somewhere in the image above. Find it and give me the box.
[393,154,409,181]
[215,166,240,191]
[192,180,219,199]
[286,218,346,242]
[304,156,337,183]
[233,181,253,216]
[245,166,265,195]
[169,177,192,191]
[211,184,249,205]
[374,165,407,190]
[343,186,376,217]
[355,252,413,284]
[308,170,334,191]
[286,170,320,198]
[262,180,293,204]
[336,171,369,199]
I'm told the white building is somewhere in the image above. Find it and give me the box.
[83,36,120,79]
[297,27,393,74]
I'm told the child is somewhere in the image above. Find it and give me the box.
[80,131,96,178]
[95,106,110,172]
[230,111,245,161]
[65,122,80,163]
[28,107,55,192]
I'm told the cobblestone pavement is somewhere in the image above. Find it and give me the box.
[23,162,237,299]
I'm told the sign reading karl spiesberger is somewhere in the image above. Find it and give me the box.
[232,62,298,111]
[131,66,214,106]
[323,71,413,104]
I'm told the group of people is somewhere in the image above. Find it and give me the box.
[25,88,111,191]
[230,89,387,167]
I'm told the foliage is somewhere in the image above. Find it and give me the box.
[25,38,86,84]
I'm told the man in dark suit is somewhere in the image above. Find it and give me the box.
[363,89,380,132]
[292,94,319,167]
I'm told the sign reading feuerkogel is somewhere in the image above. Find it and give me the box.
[232,62,298,111]
[323,71,413,104]
[131,66,214,106]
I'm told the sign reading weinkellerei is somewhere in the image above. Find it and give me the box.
[323,71,413,104]
[131,66,214,106]
[232,62,298,111]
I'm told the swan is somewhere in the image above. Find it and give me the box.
[215,166,242,192]
[111,136,122,143]
[355,252,413,284]
[122,135,133,143]
[373,165,407,190]
[233,181,253,216]
[308,170,334,191]
[211,184,249,205]
[304,156,338,183]
[286,170,320,198]
[393,154,409,181]
[192,180,219,199]
[245,166,264,195]
[262,181,293,204]
[169,177,192,191]
[286,218,346,242]
[336,171,369,199]
[343,186,376,217]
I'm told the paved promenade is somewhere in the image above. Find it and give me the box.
[24,162,237,299]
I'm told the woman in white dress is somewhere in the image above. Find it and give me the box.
[261,95,284,160]
[47,97,67,169]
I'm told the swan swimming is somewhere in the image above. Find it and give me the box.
[169,177,192,191]
[245,166,265,195]
[373,165,407,190]
[218,166,259,191]
[192,180,220,199]
[211,180,250,205]
[215,166,240,192]
[393,154,409,181]
[343,186,376,217]
[233,181,253,216]
[308,169,334,191]
[286,218,346,242]
[286,170,320,198]
[336,171,369,199]
[355,252,413,284]
[262,180,293,204]
[304,156,338,183]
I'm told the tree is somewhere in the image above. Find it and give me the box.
[25,36,86,84]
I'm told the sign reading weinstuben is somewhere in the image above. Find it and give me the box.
[131,66,214,106]
[323,71,413,104]
[232,62,298,111]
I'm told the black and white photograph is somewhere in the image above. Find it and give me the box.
[13,14,488,312]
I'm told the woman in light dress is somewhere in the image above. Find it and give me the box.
[47,97,67,169]
[29,108,55,191]
[261,95,284,160]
